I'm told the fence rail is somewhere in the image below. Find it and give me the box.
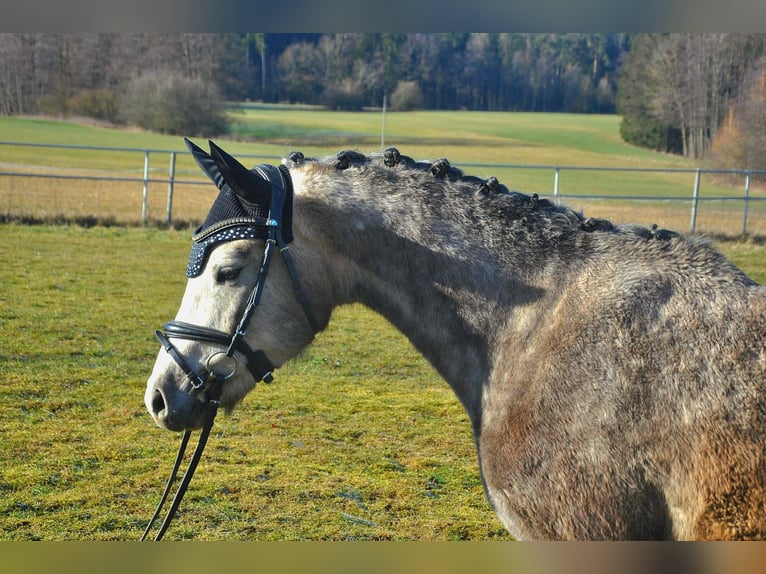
[1,141,765,236]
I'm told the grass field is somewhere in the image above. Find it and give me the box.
[0,109,678,170]
[0,224,509,540]
[1,110,765,541]
[2,110,764,236]
[1,224,764,541]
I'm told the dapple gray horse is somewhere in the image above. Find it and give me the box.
[146,141,766,540]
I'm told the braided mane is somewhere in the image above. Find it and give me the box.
[284,146,682,240]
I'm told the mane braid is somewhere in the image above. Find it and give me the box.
[283,147,682,241]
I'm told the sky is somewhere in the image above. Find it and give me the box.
[3,0,765,33]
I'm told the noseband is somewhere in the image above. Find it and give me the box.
[142,148,317,541]
[155,218,309,392]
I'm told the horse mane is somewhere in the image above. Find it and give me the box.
[284,147,681,242]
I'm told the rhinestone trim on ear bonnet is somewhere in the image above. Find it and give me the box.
[186,220,266,277]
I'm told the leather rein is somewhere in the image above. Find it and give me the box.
[141,162,317,541]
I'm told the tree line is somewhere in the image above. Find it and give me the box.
[617,33,766,167]
[0,33,764,169]
[0,33,627,117]
[271,33,627,113]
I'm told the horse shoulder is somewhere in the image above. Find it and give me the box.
[476,242,766,539]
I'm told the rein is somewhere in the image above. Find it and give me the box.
[140,379,222,541]
[142,147,317,541]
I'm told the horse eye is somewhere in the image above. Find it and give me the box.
[216,267,242,283]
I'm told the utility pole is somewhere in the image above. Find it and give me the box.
[380,93,387,149]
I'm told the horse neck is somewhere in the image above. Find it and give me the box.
[292,166,563,429]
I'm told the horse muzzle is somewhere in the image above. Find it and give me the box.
[146,320,277,431]
[146,372,208,431]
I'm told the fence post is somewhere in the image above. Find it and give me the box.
[742,170,751,237]
[553,166,560,202]
[690,168,701,234]
[166,151,176,226]
[141,150,150,225]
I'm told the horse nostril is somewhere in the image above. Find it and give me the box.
[146,379,202,431]
[151,389,166,417]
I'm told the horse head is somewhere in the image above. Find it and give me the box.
[145,140,318,431]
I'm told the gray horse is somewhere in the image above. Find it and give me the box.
[145,141,766,540]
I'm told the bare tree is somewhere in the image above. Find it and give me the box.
[712,56,766,171]
[644,34,763,159]
[737,60,766,171]
[0,34,30,114]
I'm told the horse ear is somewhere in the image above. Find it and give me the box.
[208,140,271,205]
[184,138,227,192]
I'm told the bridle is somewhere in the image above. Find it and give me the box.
[142,141,317,541]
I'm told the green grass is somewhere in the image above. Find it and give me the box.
[2,110,763,236]
[225,108,682,165]
[1,224,764,541]
[0,109,696,166]
[0,224,508,540]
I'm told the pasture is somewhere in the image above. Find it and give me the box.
[2,224,764,541]
[1,110,764,236]
[0,224,507,540]
[1,110,765,540]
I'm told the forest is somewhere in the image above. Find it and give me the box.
[0,33,764,168]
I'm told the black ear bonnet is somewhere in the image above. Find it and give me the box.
[184,139,294,277]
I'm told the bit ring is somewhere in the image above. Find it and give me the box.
[205,351,238,380]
